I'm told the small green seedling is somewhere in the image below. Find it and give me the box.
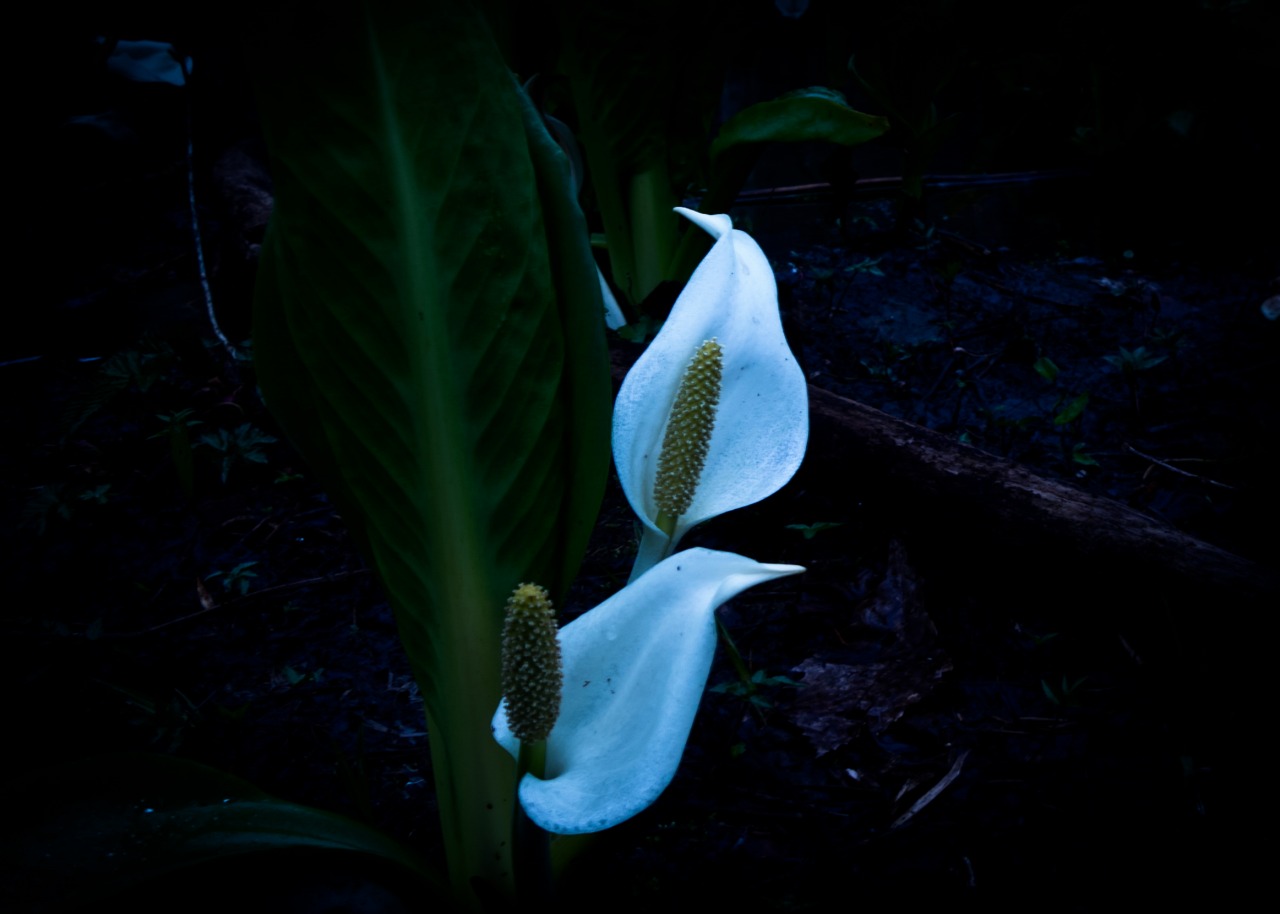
[1053,392,1089,426]
[79,485,113,505]
[198,423,278,484]
[206,561,259,596]
[1148,325,1189,355]
[280,665,325,686]
[786,521,846,540]
[979,404,1036,453]
[1070,443,1099,467]
[1028,631,1059,647]
[840,213,879,233]
[104,680,201,753]
[712,668,802,710]
[101,343,175,394]
[1105,346,1166,419]
[843,256,885,277]
[1041,674,1089,707]
[23,483,112,535]
[61,340,180,439]
[1033,356,1060,383]
[911,220,939,250]
[1104,345,1167,377]
[860,340,911,385]
[152,409,203,496]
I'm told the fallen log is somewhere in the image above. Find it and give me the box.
[610,345,1272,604]
[804,384,1276,604]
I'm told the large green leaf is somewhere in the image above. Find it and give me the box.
[671,88,890,280]
[708,88,891,167]
[250,2,609,903]
[5,753,440,912]
[701,87,891,217]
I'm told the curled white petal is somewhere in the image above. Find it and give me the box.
[612,208,808,562]
[674,209,732,240]
[492,548,804,835]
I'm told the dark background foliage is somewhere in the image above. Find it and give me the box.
[8,1,1273,909]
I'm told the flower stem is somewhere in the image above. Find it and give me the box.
[513,740,553,902]
[654,509,678,541]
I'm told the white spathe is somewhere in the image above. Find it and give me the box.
[492,548,803,835]
[612,208,808,577]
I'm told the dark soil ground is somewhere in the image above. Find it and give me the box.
[8,21,1277,914]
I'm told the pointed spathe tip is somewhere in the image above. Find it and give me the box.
[674,207,733,240]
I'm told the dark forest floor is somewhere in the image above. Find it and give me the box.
[6,75,1276,912]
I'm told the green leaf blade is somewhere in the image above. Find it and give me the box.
[250,3,609,902]
[709,89,891,166]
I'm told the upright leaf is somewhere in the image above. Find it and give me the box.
[250,2,609,904]
[556,0,720,305]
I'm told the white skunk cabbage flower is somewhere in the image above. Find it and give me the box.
[613,208,808,578]
[492,548,803,835]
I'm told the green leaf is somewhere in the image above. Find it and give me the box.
[250,2,609,901]
[616,314,660,344]
[1033,356,1060,383]
[700,89,889,217]
[755,673,801,689]
[1105,345,1166,374]
[1041,678,1060,705]
[557,1,716,305]
[1053,392,1090,426]
[785,521,845,540]
[673,89,889,277]
[1071,443,1099,466]
[709,88,891,170]
[5,753,441,912]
